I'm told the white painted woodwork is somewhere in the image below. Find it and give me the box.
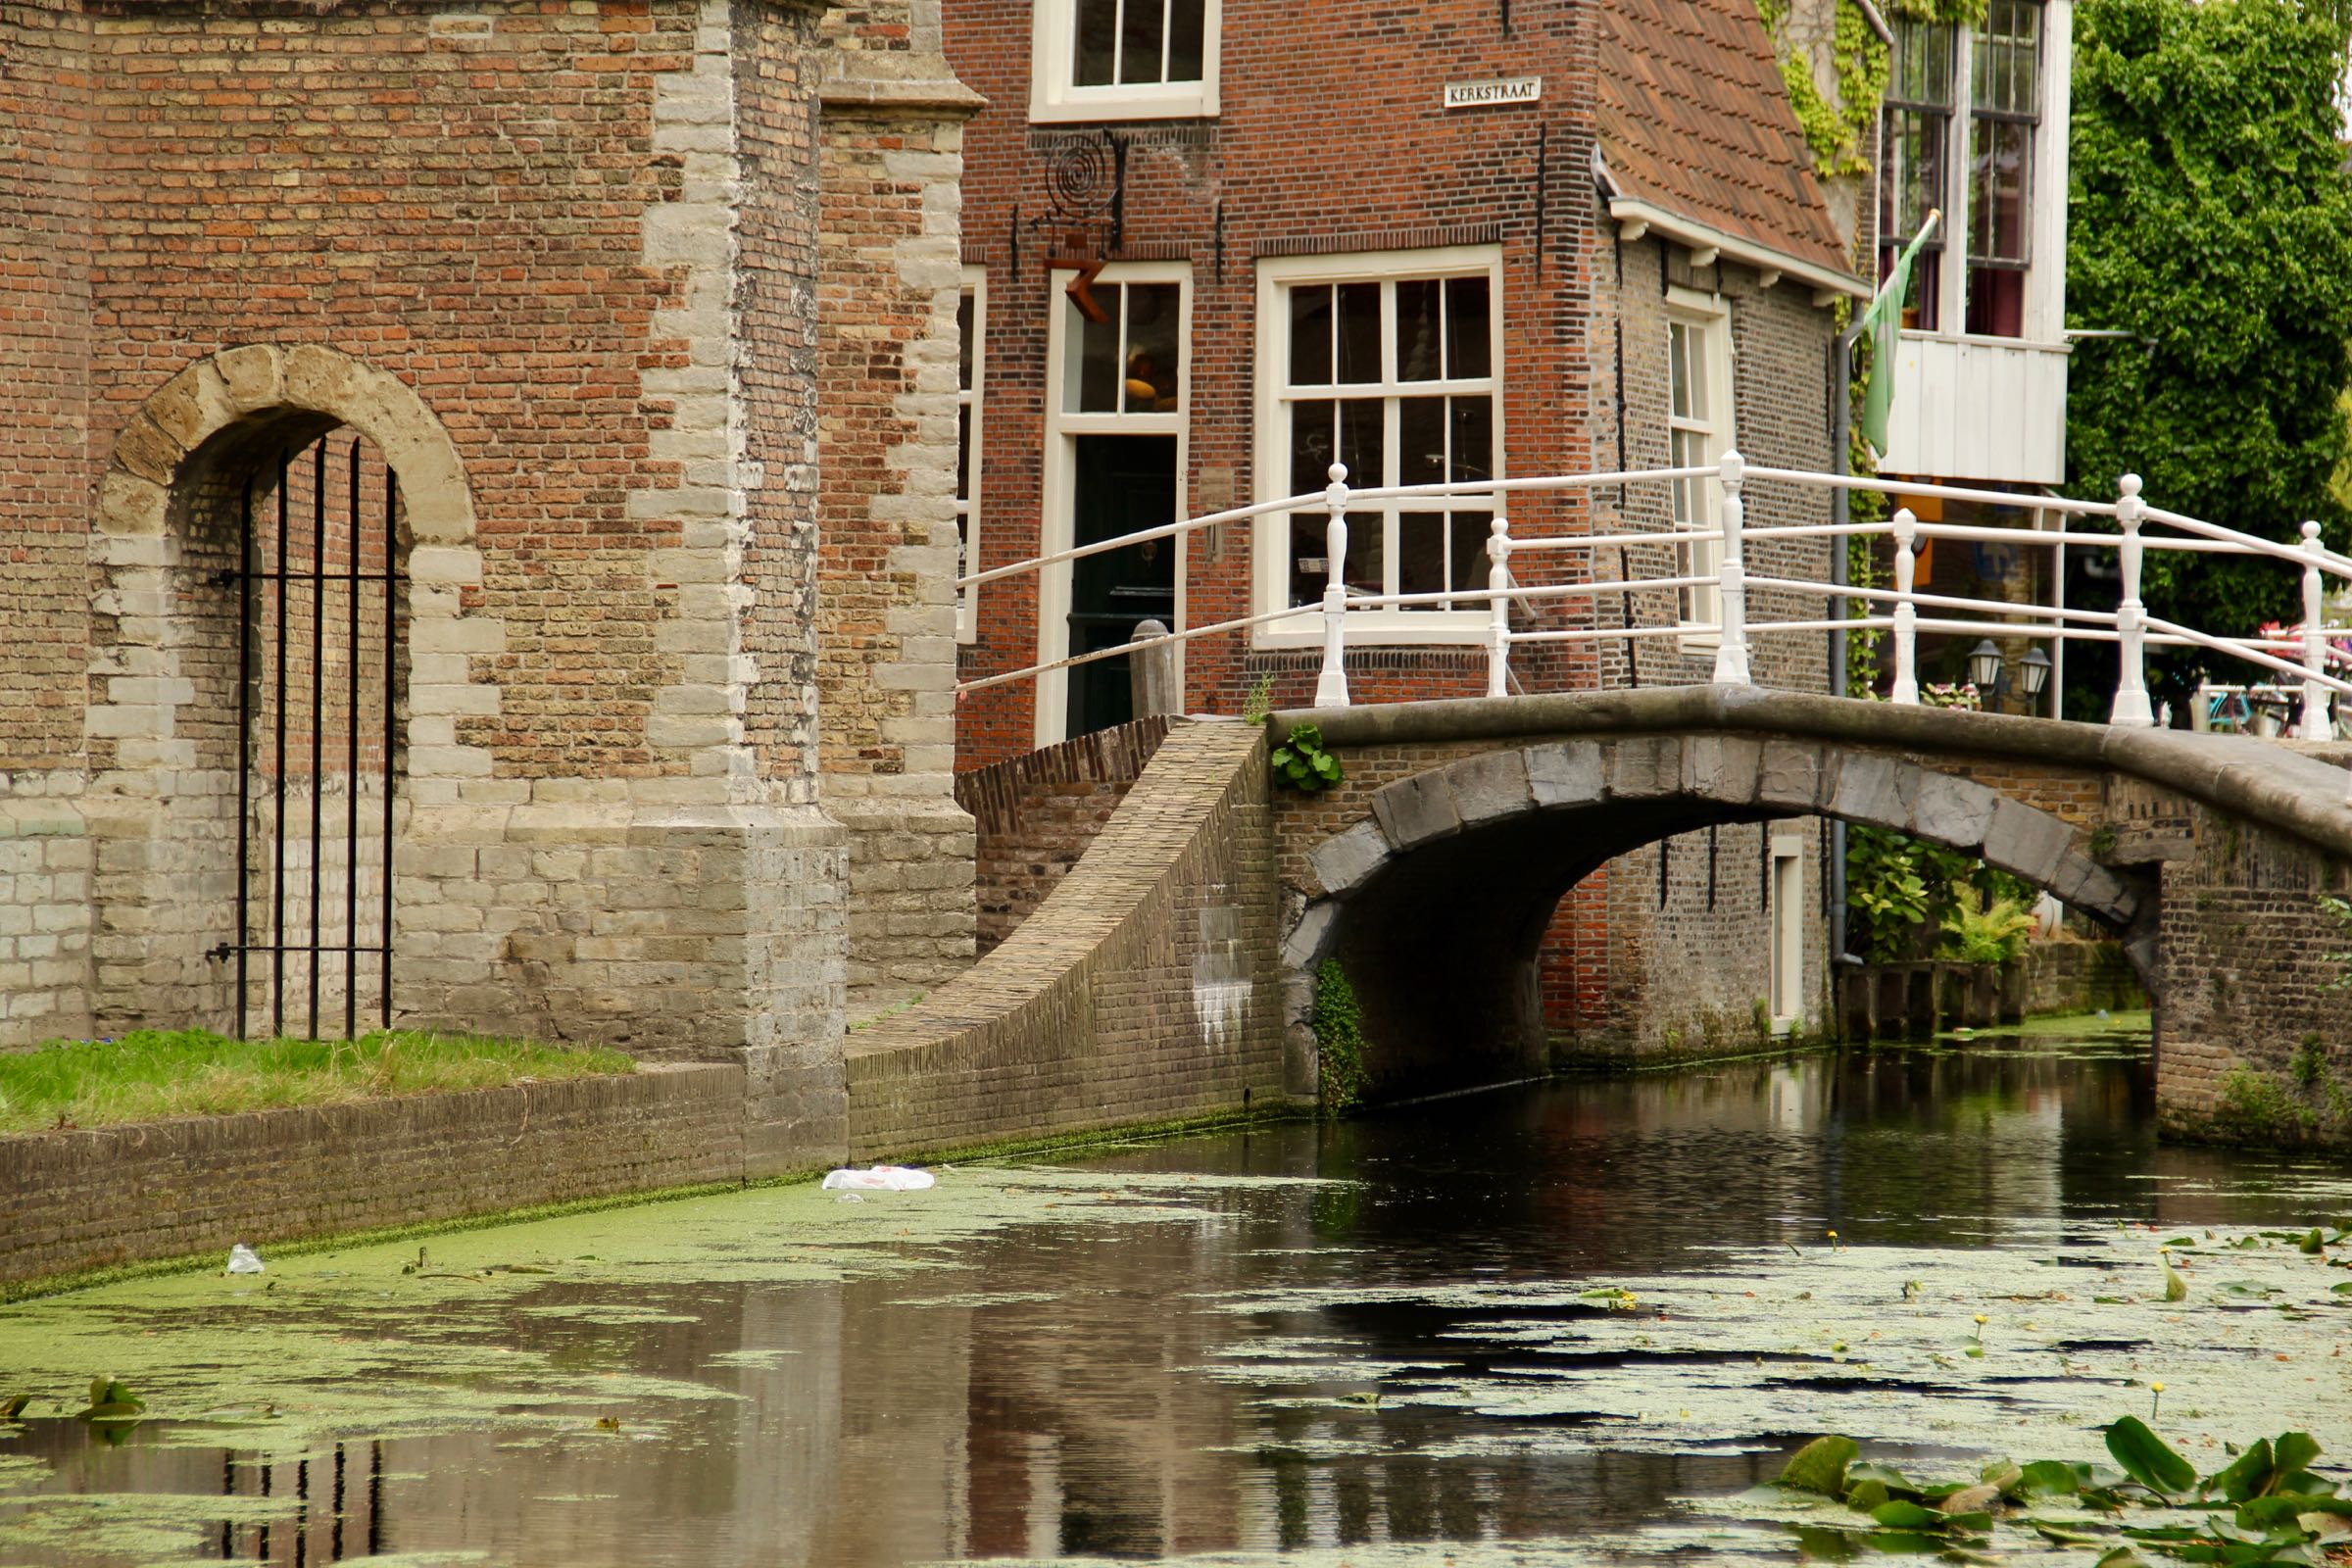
[1877,332,2070,485]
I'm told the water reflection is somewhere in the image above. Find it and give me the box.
[5,1028,2348,1566]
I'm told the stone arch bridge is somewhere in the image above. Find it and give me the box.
[845,687,2352,1156]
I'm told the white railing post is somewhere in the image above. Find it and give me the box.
[2298,519,2333,742]
[2109,473,2156,727]
[1314,462,1352,708]
[1890,506,1920,706]
[1486,515,1512,699]
[1711,450,1752,685]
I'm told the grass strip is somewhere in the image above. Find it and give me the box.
[0,1029,633,1135]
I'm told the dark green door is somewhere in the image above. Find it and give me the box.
[1065,432,1177,738]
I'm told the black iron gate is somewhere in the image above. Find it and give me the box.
[210,435,403,1040]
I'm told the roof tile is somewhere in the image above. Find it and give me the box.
[1597,0,1855,279]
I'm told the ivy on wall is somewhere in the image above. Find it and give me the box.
[1756,0,1987,184]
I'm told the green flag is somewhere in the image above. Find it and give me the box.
[1859,210,1940,458]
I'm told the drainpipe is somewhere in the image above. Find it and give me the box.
[1829,322,1863,964]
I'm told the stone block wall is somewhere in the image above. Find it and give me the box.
[0,1064,745,1297]
[954,716,1172,956]
[847,720,1288,1157]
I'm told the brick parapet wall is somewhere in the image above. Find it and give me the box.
[847,719,1289,1157]
[953,716,1172,956]
[0,1063,746,1297]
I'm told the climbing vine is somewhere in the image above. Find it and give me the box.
[1757,0,1985,184]
[1311,959,1371,1116]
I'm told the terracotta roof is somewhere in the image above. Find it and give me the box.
[1595,0,1856,282]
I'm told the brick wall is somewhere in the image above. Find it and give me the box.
[945,0,1605,760]
[0,1063,746,1297]
[953,714,1171,956]
[849,719,1290,1157]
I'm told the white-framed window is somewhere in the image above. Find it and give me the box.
[956,267,987,643]
[1030,0,1221,123]
[1038,261,1191,745]
[1251,246,1504,646]
[1665,286,1735,637]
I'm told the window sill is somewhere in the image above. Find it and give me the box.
[1029,91,1218,125]
[1252,610,1491,651]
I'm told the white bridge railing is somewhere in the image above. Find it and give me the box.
[958,456,2352,797]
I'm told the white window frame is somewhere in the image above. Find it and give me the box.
[1250,245,1506,648]
[956,266,987,644]
[1768,830,1807,1031]
[1037,260,1192,746]
[1030,0,1222,123]
[1665,284,1735,647]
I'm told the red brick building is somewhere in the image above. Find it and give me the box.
[945,0,1875,1051]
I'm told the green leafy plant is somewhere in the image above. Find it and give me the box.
[1270,723,1343,792]
[1766,1423,2350,1562]
[1311,959,1371,1115]
[1939,885,2039,965]
[2321,895,2352,991]
[1240,672,1276,725]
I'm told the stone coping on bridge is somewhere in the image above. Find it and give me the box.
[1273,686,2352,863]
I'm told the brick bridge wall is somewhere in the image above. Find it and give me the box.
[953,716,1173,958]
[847,720,1292,1158]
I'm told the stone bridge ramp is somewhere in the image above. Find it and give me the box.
[845,720,1293,1159]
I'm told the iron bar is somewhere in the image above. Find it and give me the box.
[310,439,326,1039]
[347,439,362,1040]
[234,475,253,1040]
[382,459,396,1030]
[273,449,289,1039]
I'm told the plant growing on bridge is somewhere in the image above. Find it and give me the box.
[1311,959,1371,1115]
[1271,724,1344,792]
[2321,894,2352,991]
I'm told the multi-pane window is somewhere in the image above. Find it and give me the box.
[1879,19,1954,331]
[1034,0,1219,121]
[955,269,985,642]
[1966,0,2039,334]
[1269,268,1500,620]
[1072,0,1207,88]
[1666,298,1734,630]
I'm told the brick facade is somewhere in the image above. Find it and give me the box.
[0,0,978,1177]
[941,0,1864,1045]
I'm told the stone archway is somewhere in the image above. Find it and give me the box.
[85,344,493,1035]
[1283,736,2155,1090]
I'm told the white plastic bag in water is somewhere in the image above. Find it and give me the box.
[820,1165,936,1193]
[225,1244,265,1275]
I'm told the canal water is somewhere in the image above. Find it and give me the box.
[4,1017,2350,1567]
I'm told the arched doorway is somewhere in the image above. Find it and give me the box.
[89,345,478,1041]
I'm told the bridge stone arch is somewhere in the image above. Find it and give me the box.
[1273,687,2352,1111]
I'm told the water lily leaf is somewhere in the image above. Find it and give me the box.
[1782,1435,1860,1496]
[2212,1440,2278,1501]
[77,1400,144,1423]
[2094,1549,2156,1568]
[2238,1495,2352,1531]
[2270,1434,2322,1483]
[1848,1460,1919,1496]
[2165,1258,2189,1301]
[2020,1459,2088,1496]
[1870,1499,1948,1531]
[1845,1479,1890,1511]
[1940,1484,2001,1516]
[0,1393,29,1419]
[2298,1230,2325,1254]
[2331,1282,2352,1295]
[2033,1518,2112,1545]
[2108,1416,2197,1496]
